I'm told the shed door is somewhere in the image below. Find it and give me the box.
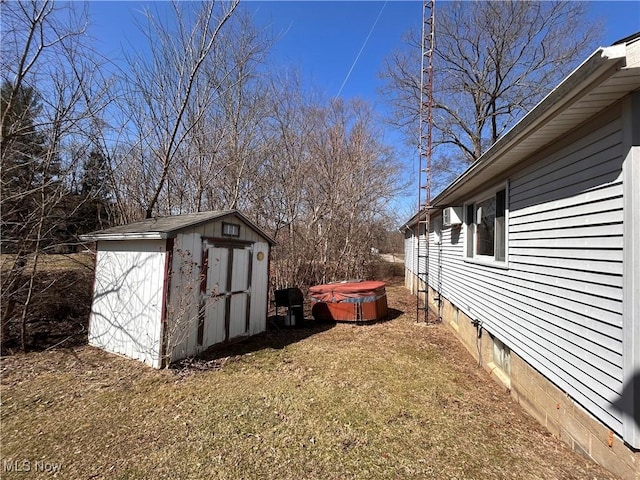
[201,244,252,348]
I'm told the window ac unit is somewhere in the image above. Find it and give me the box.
[443,206,463,227]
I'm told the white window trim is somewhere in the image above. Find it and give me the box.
[222,222,240,238]
[463,181,509,268]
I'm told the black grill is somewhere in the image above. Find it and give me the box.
[274,288,304,327]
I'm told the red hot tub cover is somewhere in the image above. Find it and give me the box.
[309,281,387,303]
[309,281,388,322]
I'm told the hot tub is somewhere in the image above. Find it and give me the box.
[309,281,388,322]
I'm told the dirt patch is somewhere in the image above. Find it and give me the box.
[1,266,93,354]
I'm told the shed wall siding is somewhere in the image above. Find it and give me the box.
[189,216,264,243]
[427,108,626,437]
[168,228,270,362]
[621,91,640,448]
[89,240,166,368]
[168,232,202,362]
[250,242,269,336]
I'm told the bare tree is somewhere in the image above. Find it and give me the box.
[251,70,320,287]
[1,0,113,351]
[306,99,403,283]
[381,0,600,184]
[117,0,239,219]
[255,83,405,288]
[209,11,271,211]
[123,7,272,218]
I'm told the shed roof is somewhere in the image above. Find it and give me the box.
[402,32,640,229]
[81,210,276,244]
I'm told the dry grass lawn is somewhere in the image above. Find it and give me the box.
[0,282,618,479]
[1,253,94,272]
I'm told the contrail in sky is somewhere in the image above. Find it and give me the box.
[335,1,388,101]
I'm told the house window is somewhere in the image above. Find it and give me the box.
[465,186,507,264]
[492,337,511,377]
[222,222,240,238]
[488,336,511,389]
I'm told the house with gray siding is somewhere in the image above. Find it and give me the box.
[402,34,639,479]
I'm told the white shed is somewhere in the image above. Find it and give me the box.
[81,210,275,368]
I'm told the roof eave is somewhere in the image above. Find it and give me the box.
[80,210,278,245]
[431,43,630,208]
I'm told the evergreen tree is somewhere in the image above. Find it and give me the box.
[0,81,48,253]
[74,147,112,234]
[81,148,110,196]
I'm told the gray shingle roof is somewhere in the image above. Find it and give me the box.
[81,210,275,244]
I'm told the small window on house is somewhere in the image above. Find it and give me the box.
[222,222,240,238]
[464,186,507,264]
[493,337,510,375]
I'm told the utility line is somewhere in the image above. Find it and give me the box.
[334,1,387,101]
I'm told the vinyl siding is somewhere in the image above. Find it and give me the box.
[427,111,626,436]
[404,227,421,292]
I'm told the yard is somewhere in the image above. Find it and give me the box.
[0,281,618,479]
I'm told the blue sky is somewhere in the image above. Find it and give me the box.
[88,0,640,116]
[245,1,417,101]
[244,1,640,103]
[87,0,639,218]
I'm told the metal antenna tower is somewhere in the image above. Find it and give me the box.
[416,0,435,323]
